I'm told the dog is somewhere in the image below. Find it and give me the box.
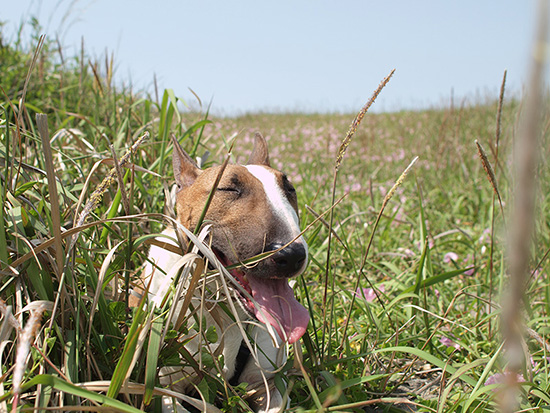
[142,133,309,412]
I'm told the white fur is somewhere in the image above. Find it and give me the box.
[245,165,308,271]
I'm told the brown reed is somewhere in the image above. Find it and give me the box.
[18,35,45,131]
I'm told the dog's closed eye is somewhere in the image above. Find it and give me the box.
[217,186,241,195]
[217,175,242,195]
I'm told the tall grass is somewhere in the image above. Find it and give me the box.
[1,17,550,413]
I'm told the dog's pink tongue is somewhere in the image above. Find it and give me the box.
[246,275,309,344]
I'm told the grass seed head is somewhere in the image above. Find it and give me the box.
[335,69,395,170]
[75,131,149,227]
[475,139,504,214]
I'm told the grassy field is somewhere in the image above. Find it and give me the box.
[1,23,550,413]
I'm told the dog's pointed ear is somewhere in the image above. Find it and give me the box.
[247,132,271,166]
[172,135,200,190]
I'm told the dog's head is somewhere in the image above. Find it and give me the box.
[172,133,309,343]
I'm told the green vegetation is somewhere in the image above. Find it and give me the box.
[1,21,550,412]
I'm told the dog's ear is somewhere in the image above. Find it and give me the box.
[171,135,201,190]
[247,132,271,166]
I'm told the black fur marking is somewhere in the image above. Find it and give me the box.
[229,342,251,386]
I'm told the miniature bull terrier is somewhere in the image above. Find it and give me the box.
[143,133,309,412]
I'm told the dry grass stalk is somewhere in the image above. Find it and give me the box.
[339,156,419,350]
[18,35,46,130]
[475,140,505,219]
[335,69,395,170]
[495,70,507,159]
[109,143,131,215]
[488,70,508,340]
[322,69,395,358]
[502,0,547,411]
[363,155,419,273]
[305,205,344,245]
[73,131,149,233]
[12,304,48,411]
[36,114,65,275]
[35,113,73,349]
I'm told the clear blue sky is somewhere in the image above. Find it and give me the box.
[2,0,541,115]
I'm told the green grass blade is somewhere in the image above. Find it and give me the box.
[414,237,429,296]
[107,300,147,398]
[99,168,130,244]
[318,373,386,401]
[143,316,163,406]
[403,266,474,294]
[375,346,478,387]
[15,374,142,412]
[36,113,64,273]
[437,358,487,412]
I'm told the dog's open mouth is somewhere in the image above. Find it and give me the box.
[213,249,309,344]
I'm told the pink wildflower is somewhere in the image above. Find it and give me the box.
[484,372,525,387]
[443,252,459,263]
[355,285,385,302]
[463,267,475,276]
[439,336,461,350]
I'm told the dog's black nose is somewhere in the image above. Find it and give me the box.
[267,243,307,274]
